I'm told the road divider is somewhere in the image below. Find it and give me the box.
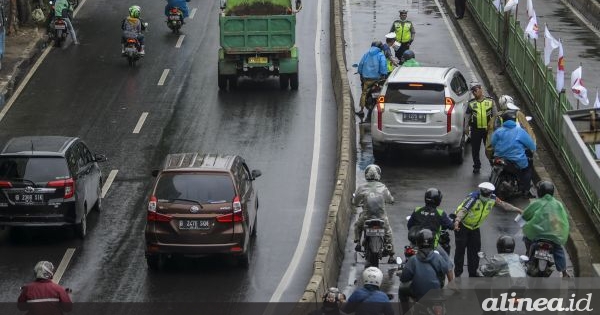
[133,112,148,134]
[53,248,75,284]
[102,170,118,198]
[158,69,170,86]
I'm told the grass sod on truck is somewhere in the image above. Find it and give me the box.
[218,0,302,90]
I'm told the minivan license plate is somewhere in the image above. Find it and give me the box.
[403,113,426,122]
[179,220,210,230]
[14,194,44,203]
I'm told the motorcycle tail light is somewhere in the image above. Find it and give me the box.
[127,39,137,44]
[539,242,551,250]
[433,305,444,315]
[494,158,504,165]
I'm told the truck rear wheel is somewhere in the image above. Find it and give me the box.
[279,75,289,90]
[290,73,299,90]
[218,75,227,90]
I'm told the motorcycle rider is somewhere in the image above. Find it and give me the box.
[121,5,147,55]
[165,0,190,24]
[478,235,527,277]
[407,188,453,252]
[18,261,72,315]
[453,182,522,277]
[356,41,387,122]
[352,164,395,264]
[491,110,537,198]
[309,287,347,315]
[398,229,452,315]
[341,267,394,315]
[400,50,420,67]
[521,180,570,277]
[51,0,79,45]
[485,95,536,160]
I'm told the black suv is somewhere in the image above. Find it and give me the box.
[0,136,106,238]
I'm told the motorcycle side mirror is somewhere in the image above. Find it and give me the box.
[387,294,394,300]
[352,63,358,68]
[143,22,149,27]
[519,255,529,262]
[406,215,412,221]
[526,116,533,122]
[477,251,486,259]
[396,257,403,265]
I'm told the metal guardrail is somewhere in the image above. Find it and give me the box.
[467,0,600,227]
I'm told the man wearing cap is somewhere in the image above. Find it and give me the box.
[453,182,522,277]
[466,83,497,174]
[389,10,415,62]
[383,32,400,74]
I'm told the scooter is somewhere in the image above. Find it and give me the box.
[526,239,556,277]
[358,218,388,268]
[363,78,386,123]
[51,17,69,47]
[166,7,183,35]
[122,23,148,67]
[489,157,521,200]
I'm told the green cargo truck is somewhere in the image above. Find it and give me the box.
[218,0,301,90]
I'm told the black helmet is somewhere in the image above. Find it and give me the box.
[322,287,343,310]
[536,180,555,198]
[424,188,442,207]
[501,110,517,122]
[416,229,434,249]
[496,235,515,254]
[408,227,419,245]
[371,40,384,50]
[402,50,415,61]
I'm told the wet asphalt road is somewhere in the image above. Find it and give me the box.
[337,0,574,298]
[0,0,336,303]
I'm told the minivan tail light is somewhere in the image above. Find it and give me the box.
[444,97,455,133]
[233,196,242,212]
[147,196,172,222]
[148,195,157,211]
[0,181,12,188]
[47,178,75,199]
[377,96,385,131]
[216,196,244,222]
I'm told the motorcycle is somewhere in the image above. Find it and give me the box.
[478,251,528,277]
[122,23,148,67]
[363,78,386,123]
[166,7,183,35]
[358,218,388,268]
[395,257,447,315]
[406,215,451,255]
[51,17,69,47]
[526,239,555,277]
[489,157,521,200]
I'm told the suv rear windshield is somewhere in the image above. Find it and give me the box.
[155,173,236,204]
[385,83,445,104]
[0,157,70,183]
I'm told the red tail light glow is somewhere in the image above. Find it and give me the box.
[433,305,444,315]
[377,96,385,131]
[170,8,179,13]
[216,196,244,222]
[147,196,172,222]
[47,178,75,199]
[444,97,455,133]
[0,181,12,188]
[539,242,552,250]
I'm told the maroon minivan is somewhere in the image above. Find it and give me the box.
[144,153,261,270]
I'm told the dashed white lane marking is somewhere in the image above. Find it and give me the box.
[594,263,600,277]
[53,248,76,284]
[132,112,149,133]
[101,170,118,198]
[176,35,185,48]
[190,8,197,19]
[158,69,170,86]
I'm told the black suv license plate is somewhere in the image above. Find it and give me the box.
[403,113,426,122]
[179,219,210,230]
[14,194,44,203]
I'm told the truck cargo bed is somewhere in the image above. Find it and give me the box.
[219,15,296,53]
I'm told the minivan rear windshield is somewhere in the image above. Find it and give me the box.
[0,157,70,183]
[385,83,445,105]
[155,173,235,204]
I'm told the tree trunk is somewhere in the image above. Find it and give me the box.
[6,0,17,35]
[17,0,31,24]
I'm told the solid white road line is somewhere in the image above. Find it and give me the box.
[190,8,197,19]
[158,69,170,86]
[53,248,76,284]
[101,170,118,198]
[132,112,149,133]
[268,0,324,304]
[176,35,185,48]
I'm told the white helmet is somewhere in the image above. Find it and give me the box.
[498,95,514,111]
[34,261,55,280]
[362,267,383,287]
[364,164,382,181]
[478,182,495,198]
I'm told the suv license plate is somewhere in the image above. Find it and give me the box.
[534,249,554,262]
[365,228,385,237]
[179,219,210,230]
[403,113,426,122]
[14,194,44,203]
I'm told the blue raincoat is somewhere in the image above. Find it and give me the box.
[358,47,387,80]
[165,0,190,18]
[491,120,536,169]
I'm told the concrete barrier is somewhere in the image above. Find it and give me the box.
[562,0,600,30]
[292,0,356,311]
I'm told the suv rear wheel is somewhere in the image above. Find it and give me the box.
[94,182,103,212]
[75,208,87,239]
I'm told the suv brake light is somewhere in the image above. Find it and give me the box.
[0,181,12,188]
[47,178,75,199]
[147,196,172,222]
[444,97,455,133]
[216,196,244,222]
[377,96,385,131]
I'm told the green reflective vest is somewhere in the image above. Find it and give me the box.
[468,98,494,129]
[455,195,496,230]
[393,21,413,43]
[414,206,444,247]
[386,58,394,73]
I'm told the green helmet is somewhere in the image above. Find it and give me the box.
[129,5,141,18]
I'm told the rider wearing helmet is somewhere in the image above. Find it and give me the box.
[342,267,393,315]
[401,50,420,67]
[399,229,452,314]
[309,287,347,315]
[18,261,73,315]
[51,0,79,45]
[407,188,453,251]
[521,181,570,277]
[121,5,147,55]
[479,235,527,277]
[453,182,522,277]
[383,33,400,73]
[485,94,535,160]
[165,0,191,23]
[356,41,387,121]
[352,164,396,264]
[491,110,537,198]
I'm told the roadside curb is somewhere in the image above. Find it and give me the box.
[440,0,593,276]
[562,0,600,31]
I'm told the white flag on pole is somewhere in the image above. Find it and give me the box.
[544,26,559,65]
[525,11,539,39]
[571,66,589,106]
[556,40,565,91]
[493,0,501,10]
[504,0,518,12]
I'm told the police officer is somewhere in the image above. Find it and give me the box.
[389,10,415,61]
[466,83,497,174]
[453,182,522,277]
[383,32,400,74]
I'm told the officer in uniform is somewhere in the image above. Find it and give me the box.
[466,83,497,174]
[389,9,415,61]
[383,32,400,74]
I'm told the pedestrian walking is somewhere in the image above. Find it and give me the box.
[455,0,466,19]
[466,83,497,174]
[389,10,415,62]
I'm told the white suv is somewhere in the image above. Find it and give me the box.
[370,66,471,163]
